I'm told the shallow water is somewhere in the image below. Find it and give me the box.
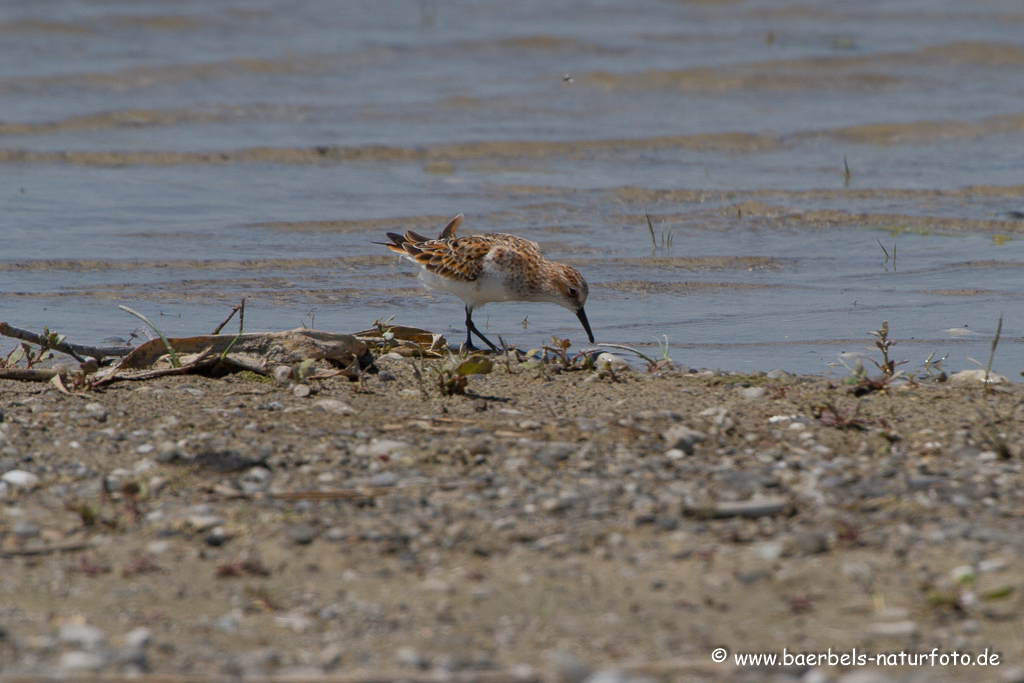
[2,0,1024,376]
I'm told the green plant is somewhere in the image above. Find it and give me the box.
[0,327,64,369]
[984,313,1002,390]
[372,315,397,353]
[301,308,317,329]
[119,306,179,368]
[434,354,493,396]
[868,321,906,377]
[645,211,674,251]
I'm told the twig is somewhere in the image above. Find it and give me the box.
[0,322,132,360]
[118,306,180,368]
[596,342,657,366]
[0,540,95,557]
[0,368,68,382]
[985,313,1003,388]
[211,298,246,336]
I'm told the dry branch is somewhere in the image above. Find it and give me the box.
[0,322,133,360]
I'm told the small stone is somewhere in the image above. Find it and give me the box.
[662,425,706,455]
[947,369,1008,384]
[794,530,830,555]
[595,353,628,370]
[739,386,766,400]
[547,651,591,683]
[766,369,791,379]
[273,366,293,383]
[12,519,40,538]
[286,523,317,545]
[292,383,311,398]
[396,646,429,669]
[869,620,918,637]
[314,399,355,415]
[318,642,345,669]
[354,439,411,458]
[2,470,39,488]
[59,651,107,672]
[753,540,785,561]
[187,515,225,532]
[58,622,107,650]
[532,442,577,467]
[83,402,108,422]
[206,526,230,546]
[123,627,152,649]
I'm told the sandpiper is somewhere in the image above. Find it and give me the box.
[381,214,594,351]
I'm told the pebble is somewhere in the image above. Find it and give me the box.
[869,620,918,637]
[354,439,411,458]
[531,442,577,467]
[2,470,40,488]
[547,651,591,683]
[947,369,1008,384]
[59,651,108,672]
[12,518,40,538]
[689,497,791,519]
[595,353,628,370]
[314,399,355,415]
[286,522,317,545]
[187,515,225,532]
[583,669,659,683]
[396,646,429,669]
[739,386,766,400]
[292,383,311,398]
[794,530,830,555]
[661,425,706,455]
[58,622,107,650]
[122,629,152,651]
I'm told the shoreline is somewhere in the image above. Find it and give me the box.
[0,356,1022,680]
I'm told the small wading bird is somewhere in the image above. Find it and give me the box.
[380,214,594,351]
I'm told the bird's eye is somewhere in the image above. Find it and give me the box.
[567,287,577,297]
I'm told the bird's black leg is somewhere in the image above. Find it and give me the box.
[464,306,498,352]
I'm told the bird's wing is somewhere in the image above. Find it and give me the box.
[438,214,463,239]
[404,235,494,282]
[481,234,543,262]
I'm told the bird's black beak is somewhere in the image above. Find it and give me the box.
[576,307,595,344]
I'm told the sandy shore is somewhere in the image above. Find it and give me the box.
[0,352,1022,682]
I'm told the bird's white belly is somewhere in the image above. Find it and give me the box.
[419,268,515,309]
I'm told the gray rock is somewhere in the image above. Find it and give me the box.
[583,669,658,683]
[795,530,830,555]
[12,518,40,538]
[547,651,591,683]
[739,386,766,400]
[314,399,354,415]
[661,425,706,455]
[532,442,577,467]
[123,627,152,649]
[59,651,108,672]
[2,470,39,488]
[286,522,317,545]
[395,646,429,669]
[869,620,918,637]
[58,623,107,650]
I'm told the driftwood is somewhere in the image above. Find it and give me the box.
[0,322,133,361]
[354,325,449,358]
[0,322,457,387]
[112,328,367,371]
[85,329,372,386]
